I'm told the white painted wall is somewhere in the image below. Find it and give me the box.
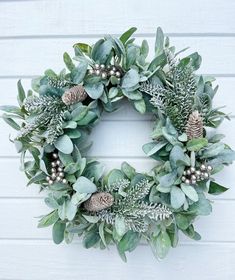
[0,0,235,279]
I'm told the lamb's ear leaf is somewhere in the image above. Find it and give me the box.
[120,27,137,44]
[208,181,229,195]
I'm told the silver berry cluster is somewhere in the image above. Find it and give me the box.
[181,164,213,185]
[46,153,67,185]
[88,63,122,80]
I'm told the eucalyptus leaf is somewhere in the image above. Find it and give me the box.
[73,176,97,194]
[55,135,74,154]
[170,186,185,209]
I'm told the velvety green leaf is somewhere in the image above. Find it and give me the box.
[134,99,146,114]
[155,27,164,56]
[170,186,185,209]
[208,181,229,195]
[52,221,66,244]
[150,231,171,260]
[118,231,140,253]
[142,141,167,156]
[159,171,177,188]
[83,230,100,248]
[92,39,113,64]
[121,162,136,180]
[38,210,59,228]
[99,222,107,247]
[181,184,199,202]
[186,138,208,152]
[71,60,88,84]
[83,214,100,223]
[65,129,81,139]
[54,135,74,154]
[107,169,124,187]
[84,82,104,99]
[115,216,127,238]
[76,111,98,125]
[63,52,75,71]
[120,27,137,44]
[17,80,26,106]
[71,106,88,121]
[122,69,139,88]
[73,176,97,193]
[170,145,190,167]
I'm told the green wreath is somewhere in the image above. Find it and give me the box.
[1,27,235,261]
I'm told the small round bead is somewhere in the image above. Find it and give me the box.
[94,63,100,69]
[95,69,101,76]
[56,177,62,182]
[181,176,186,182]
[57,167,63,172]
[186,169,191,175]
[117,78,121,82]
[101,72,107,79]
[51,168,56,173]
[100,64,105,69]
[203,172,209,179]
[200,164,206,171]
[62,179,67,184]
[112,66,116,71]
[89,69,94,74]
[109,70,115,76]
[58,172,64,178]
[191,179,197,185]
[51,162,57,167]
[115,71,121,78]
[56,160,61,166]
[48,180,54,185]
[51,173,57,180]
[190,167,196,173]
[46,176,50,182]
[207,165,213,172]
[183,171,187,176]
[191,174,197,181]
[195,170,201,177]
[107,65,111,70]
[185,179,190,184]
[52,153,58,159]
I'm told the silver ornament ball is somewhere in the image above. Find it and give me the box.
[207,165,213,172]
[115,71,121,78]
[190,167,196,173]
[185,179,190,184]
[101,72,107,79]
[52,153,58,159]
[94,63,100,69]
[200,164,206,171]
[109,70,115,76]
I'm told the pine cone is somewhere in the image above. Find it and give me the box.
[185,110,203,140]
[62,85,87,105]
[83,192,114,212]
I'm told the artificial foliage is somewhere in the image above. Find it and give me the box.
[1,27,235,261]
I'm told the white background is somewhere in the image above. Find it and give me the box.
[0,0,235,279]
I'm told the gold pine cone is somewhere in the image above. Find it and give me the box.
[83,192,114,212]
[62,85,87,105]
[185,110,203,140]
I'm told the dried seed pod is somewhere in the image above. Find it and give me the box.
[185,110,203,140]
[62,85,87,105]
[83,192,114,212]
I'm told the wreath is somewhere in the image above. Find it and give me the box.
[1,27,235,261]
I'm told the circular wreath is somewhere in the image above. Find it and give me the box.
[1,27,235,261]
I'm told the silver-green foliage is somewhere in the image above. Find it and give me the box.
[20,95,67,144]
[97,179,172,233]
[140,57,196,133]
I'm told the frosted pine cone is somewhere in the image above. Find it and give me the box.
[62,85,87,105]
[83,192,114,212]
[185,110,203,140]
